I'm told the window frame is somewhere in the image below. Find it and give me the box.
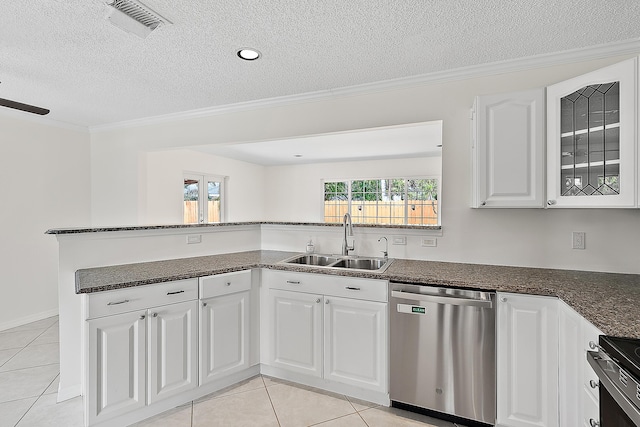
[183,173,227,224]
[322,176,441,226]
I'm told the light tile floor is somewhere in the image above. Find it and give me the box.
[0,316,467,427]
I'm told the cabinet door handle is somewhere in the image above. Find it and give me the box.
[547,200,556,206]
[589,341,601,351]
[589,380,599,389]
[345,286,361,291]
[325,299,330,304]
[202,302,208,307]
[167,290,184,295]
[107,299,129,306]
[226,282,231,286]
[589,419,599,427]
[152,312,158,318]
[316,298,321,304]
[480,201,486,206]
[139,314,146,320]
[500,297,507,302]
[286,280,301,285]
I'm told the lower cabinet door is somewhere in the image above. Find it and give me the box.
[496,293,559,427]
[268,289,323,377]
[199,291,250,385]
[87,310,147,425]
[148,300,198,403]
[323,296,387,392]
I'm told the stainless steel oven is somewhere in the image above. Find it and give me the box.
[587,336,640,427]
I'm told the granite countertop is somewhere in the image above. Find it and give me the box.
[47,221,440,234]
[76,250,640,339]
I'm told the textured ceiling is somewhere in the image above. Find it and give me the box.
[1,1,640,127]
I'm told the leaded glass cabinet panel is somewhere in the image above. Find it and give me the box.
[547,58,637,208]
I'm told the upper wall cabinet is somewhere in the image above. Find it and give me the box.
[547,57,638,208]
[471,89,546,208]
[472,57,638,209]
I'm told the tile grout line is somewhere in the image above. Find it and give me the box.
[11,353,60,427]
[0,327,52,368]
[263,376,282,427]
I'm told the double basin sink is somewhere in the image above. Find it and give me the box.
[280,253,393,273]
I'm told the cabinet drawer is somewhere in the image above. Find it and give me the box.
[264,269,387,302]
[85,279,198,319]
[199,270,251,299]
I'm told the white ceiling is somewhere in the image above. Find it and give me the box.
[1,1,639,128]
[189,121,443,166]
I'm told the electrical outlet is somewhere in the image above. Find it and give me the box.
[572,232,585,250]
[186,234,202,244]
[421,238,437,247]
[392,236,407,245]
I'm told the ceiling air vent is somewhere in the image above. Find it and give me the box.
[106,0,172,39]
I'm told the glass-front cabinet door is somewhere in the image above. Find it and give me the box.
[546,58,637,208]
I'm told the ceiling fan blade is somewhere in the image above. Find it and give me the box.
[0,98,49,115]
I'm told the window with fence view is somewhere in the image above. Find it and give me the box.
[324,178,439,225]
[184,174,223,224]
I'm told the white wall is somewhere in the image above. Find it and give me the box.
[89,53,640,274]
[144,149,266,224]
[263,156,441,222]
[0,114,91,330]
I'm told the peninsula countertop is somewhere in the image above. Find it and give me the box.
[76,250,640,339]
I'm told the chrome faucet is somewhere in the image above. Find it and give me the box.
[342,213,355,255]
[378,236,388,259]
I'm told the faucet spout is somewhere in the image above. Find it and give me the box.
[342,213,355,256]
[378,236,388,259]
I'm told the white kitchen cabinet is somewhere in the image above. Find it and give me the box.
[199,291,250,384]
[546,57,638,208]
[87,310,147,426]
[323,296,387,392]
[84,279,198,426]
[496,292,559,427]
[148,300,198,403]
[268,288,323,377]
[198,270,252,385]
[263,269,388,395]
[471,89,546,208]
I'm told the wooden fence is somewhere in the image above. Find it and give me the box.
[324,200,438,225]
[184,200,437,225]
[183,201,221,223]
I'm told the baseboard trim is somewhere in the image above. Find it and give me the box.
[57,384,82,403]
[0,308,59,332]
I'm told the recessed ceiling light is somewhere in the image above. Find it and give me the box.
[237,48,261,61]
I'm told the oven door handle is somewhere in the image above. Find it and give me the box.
[390,290,492,308]
[587,351,640,426]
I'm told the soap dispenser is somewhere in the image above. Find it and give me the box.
[306,239,315,254]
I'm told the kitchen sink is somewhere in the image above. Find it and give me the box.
[279,253,393,273]
[331,258,388,270]
[284,254,340,266]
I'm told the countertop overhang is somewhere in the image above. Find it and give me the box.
[75,250,640,339]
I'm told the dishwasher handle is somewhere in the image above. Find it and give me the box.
[391,290,493,308]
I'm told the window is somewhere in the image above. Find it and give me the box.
[183,174,226,224]
[323,178,439,226]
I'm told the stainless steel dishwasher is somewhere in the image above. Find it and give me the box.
[389,282,496,426]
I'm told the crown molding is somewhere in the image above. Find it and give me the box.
[83,38,637,133]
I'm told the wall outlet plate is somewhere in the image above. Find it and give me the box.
[572,232,585,250]
[186,234,202,244]
[392,236,407,245]
[421,238,437,247]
